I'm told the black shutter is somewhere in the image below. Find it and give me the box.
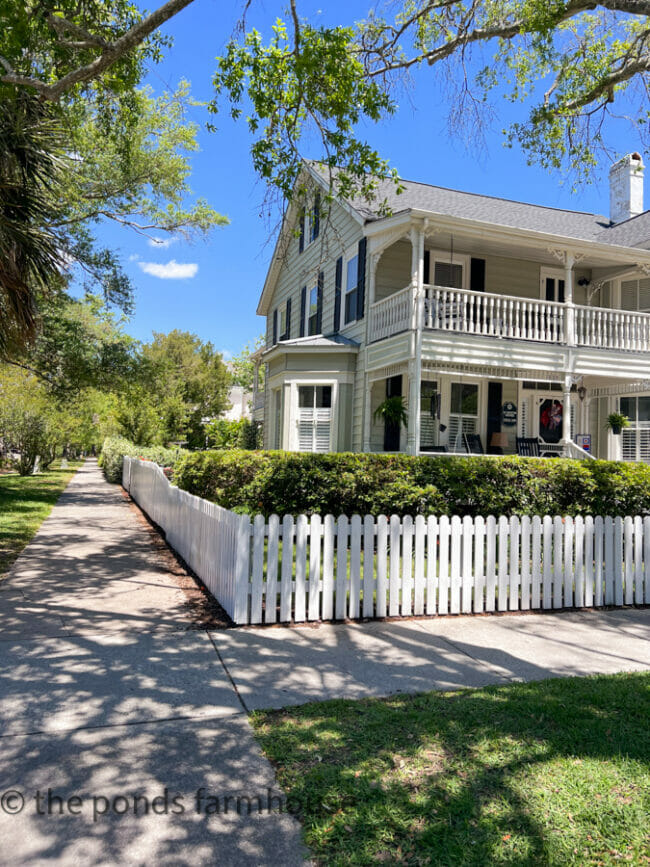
[356,237,367,320]
[298,208,305,253]
[272,310,278,345]
[487,381,503,453]
[312,192,320,240]
[334,256,342,332]
[470,258,486,292]
[424,250,430,285]
[285,297,292,339]
[299,286,306,338]
[316,271,324,333]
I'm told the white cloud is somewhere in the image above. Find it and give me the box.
[147,236,178,249]
[138,259,198,280]
[128,253,140,262]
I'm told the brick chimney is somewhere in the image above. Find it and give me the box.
[609,152,644,224]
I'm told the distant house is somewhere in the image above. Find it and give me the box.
[222,385,252,422]
[253,155,650,461]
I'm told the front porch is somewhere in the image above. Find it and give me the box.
[364,367,644,462]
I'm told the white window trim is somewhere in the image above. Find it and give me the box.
[305,282,319,336]
[340,245,360,330]
[277,299,288,341]
[437,375,484,452]
[429,250,470,290]
[289,379,339,452]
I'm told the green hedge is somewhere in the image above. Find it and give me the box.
[99,436,183,484]
[172,450,650,518]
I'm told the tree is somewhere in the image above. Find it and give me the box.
[0,96,68,353]
[0,2,225,353]
[141,330,231,447]
[229,337,265,392]
[212,1,650,190]
[0,0,195,102]
[4,292,140,398]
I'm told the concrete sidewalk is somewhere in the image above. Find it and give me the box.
[2,460,650,864]
[211,607,650,711]
[0,461,306,866]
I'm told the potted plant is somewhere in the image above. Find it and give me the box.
[606,412,630,436]
[374,396,409,429]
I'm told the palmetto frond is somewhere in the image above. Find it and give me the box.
[0,94,68,352]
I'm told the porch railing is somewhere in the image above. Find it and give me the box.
[575,304,650,351]
[424,286,566,343]
[368,283,650,352]
[368,286,412,342]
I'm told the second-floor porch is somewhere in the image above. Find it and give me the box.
[368,283,650,353]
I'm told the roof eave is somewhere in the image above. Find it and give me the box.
[364,207,650,263]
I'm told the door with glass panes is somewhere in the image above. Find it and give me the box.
[448,382,479,451]
[297,385,332,452]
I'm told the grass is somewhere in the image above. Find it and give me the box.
[252,673,650,865]
[0,462,81,578]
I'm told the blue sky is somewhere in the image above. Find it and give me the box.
[95,0,645,359]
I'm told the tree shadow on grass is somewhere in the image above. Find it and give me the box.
[254,672,650,865]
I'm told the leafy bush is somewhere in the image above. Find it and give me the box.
[205,418,262,450]
[172,450,650,518]
[99,436,183,483]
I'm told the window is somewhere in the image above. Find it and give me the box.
[309,193,320,243]
[620,396,650,462]
[434,261,463,289]
[344,254,359,324]
[298,194,320,252]
[420,381,440,450]
[449,382,478,451]
[540,268,566,303]
[297,385,332,452]
[276,298,291,340]
[620,278,650,312]
[429,252,468,289]
[307,286,318,336]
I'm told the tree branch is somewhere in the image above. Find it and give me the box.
[1,0,197,100]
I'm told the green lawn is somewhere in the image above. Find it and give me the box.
[252,673,650,865]
[0,462,81,578]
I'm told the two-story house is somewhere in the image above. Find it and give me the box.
[254,155,650,462]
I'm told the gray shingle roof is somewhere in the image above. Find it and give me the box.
[311,165,650,250]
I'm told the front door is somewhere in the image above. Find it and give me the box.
[538,397,564,443]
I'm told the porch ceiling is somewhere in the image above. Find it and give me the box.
[420,228,637,270]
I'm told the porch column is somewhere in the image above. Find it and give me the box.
[362,372,371,453]
[564,252,576,346]
[561,375,572,453]
[407,223,426,454]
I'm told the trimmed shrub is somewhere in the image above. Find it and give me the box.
[173,450,650,518]
[205,418,263,450]
[99,436,183,484]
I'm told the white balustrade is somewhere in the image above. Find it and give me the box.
[368,286,413,342]
[575,304,650,351]
[424,285,566,344]
[368,283,650,352]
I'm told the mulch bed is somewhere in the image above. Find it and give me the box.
[120,487,233,630]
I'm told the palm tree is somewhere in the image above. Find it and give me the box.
[0,93,67,353]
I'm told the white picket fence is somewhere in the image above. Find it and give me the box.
[123,457,650,625]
